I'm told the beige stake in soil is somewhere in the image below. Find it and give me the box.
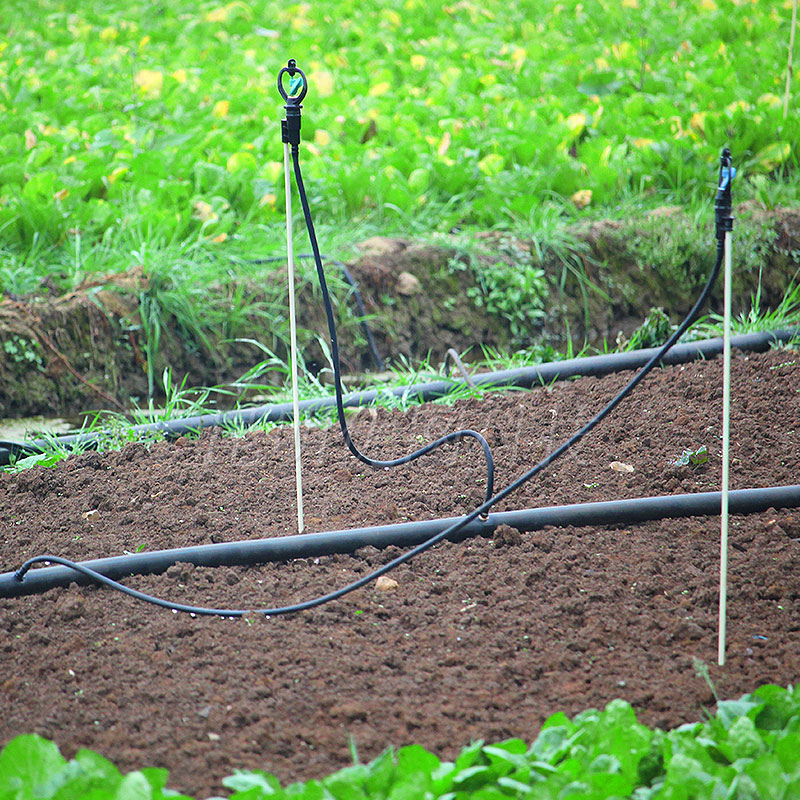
[718,228,733,666]
[284,140,304,533]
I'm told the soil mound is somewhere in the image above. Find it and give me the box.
[1,349,799,796]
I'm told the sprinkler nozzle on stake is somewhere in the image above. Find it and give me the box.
[715,146,735,240]
[278,58,307,147]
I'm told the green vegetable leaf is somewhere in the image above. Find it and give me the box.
[0,735,66,799]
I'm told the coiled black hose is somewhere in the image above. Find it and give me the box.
[12,194,726,616]
[288,140,496,503]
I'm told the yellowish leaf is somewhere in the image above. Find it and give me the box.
[226,151,257,173]
[750,142,791,173]
[410,54,426,70]
[509,45,526,71]
[53,188,69,201]
[205,5,228,21]
[24,129,37,150]
[757,93,782,108]
[265,161,283,182]
[381,8,401,26]
[213,100,230,118]
[193,201,217,223]
[477,153,505,176]
[314,129,331,147]
[314,71,335,97]
[571,189,592,209]
[564,112,587,138]
[690,112,706,132]
[172,68,188,84]
[107,166,128,184]
[259,193,277,209]
[134,69,163,98]
[369,81,391,97]
[100,27,118,41]
[611,41,634,61]
[211,233,228,243]
[726,99,749,114]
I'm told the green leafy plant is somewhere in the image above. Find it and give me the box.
[450,242,549,345]
[3,0,800,280]
[4,684,799,799]
[673,445,709,468]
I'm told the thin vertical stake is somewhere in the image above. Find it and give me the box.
[785,0,798,119]
[718,229,733,666]
[284,141,304,533]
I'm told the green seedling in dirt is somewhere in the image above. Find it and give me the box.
[673,445,708,468]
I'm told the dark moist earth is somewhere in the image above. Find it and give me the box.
[2,349,800,798]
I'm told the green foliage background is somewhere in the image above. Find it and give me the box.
[1,0,798,273]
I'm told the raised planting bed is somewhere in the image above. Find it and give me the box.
[0,348,798,796]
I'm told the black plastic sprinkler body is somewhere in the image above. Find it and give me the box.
[716,146,735,241]
[278,60,497,506]
[6,82,739,618]
[4,485,799,602]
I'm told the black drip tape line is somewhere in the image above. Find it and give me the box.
[1,326,797,466]
[3,484,798,599]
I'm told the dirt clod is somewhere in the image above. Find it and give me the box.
[493,524,523,547]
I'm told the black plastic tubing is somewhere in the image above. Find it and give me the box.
[1,326,796,466]
[2,484,797,599]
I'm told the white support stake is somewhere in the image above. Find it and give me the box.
[284,141,304,533]
[784,0,798,120]
[718,229,733,666]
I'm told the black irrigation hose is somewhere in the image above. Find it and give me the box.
[288,140,496,505]
[0,325,796,466]
[5,484,799,601]
[339,261,386,371]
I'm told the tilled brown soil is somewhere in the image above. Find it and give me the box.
[1,349,799,797]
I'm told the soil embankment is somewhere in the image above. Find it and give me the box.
[1,205,798,418]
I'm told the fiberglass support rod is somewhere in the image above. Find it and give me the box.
[282,71,305,534]
[717,148,736,666]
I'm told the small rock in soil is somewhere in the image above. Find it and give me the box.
[609,461,635,473]
[375,576,398,592]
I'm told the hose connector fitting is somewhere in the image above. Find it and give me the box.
[278,59,308,148]
[715,146,735,241]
